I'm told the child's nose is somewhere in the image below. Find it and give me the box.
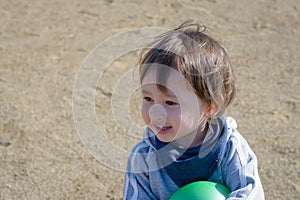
[148,104,167,125]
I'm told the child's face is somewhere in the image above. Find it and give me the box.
[141,66,209,147]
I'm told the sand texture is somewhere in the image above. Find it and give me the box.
[0,0,299,199]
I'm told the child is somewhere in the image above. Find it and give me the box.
[123,20,265,200]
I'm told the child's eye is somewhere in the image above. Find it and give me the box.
[165,101,178,106]
[143,97,153,102]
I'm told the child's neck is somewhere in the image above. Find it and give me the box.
[191,125,209,147]
[175,125,209,148]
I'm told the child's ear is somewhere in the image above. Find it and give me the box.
[205,102,219,119]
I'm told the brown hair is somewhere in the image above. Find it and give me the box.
[139,20,236,117]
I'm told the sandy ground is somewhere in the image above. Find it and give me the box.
[0,0,299,199]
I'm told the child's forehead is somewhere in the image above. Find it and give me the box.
[141,69,195,98]
[142,65,185,84]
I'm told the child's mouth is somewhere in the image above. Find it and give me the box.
[155,125,172,134]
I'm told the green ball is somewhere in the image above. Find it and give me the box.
[169,181,231,200]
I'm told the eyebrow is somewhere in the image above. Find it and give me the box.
[141,89,179,99]
[141,89,150,94]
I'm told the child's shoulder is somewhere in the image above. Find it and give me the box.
[225,117,249,148]
[224,116,256,166]
[225,116,237,130]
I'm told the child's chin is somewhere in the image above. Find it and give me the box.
[156,135,175,143]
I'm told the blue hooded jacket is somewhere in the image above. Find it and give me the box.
[124,116,265,199]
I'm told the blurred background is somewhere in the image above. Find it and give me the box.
[0,0,299,199]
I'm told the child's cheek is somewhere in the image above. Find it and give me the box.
[167,108,181,128]
[141,104,151,125]
[179,107,199,131]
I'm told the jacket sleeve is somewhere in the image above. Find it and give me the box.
[123,142,158,200]
[123,171,157,200]
[223,130,265,200]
